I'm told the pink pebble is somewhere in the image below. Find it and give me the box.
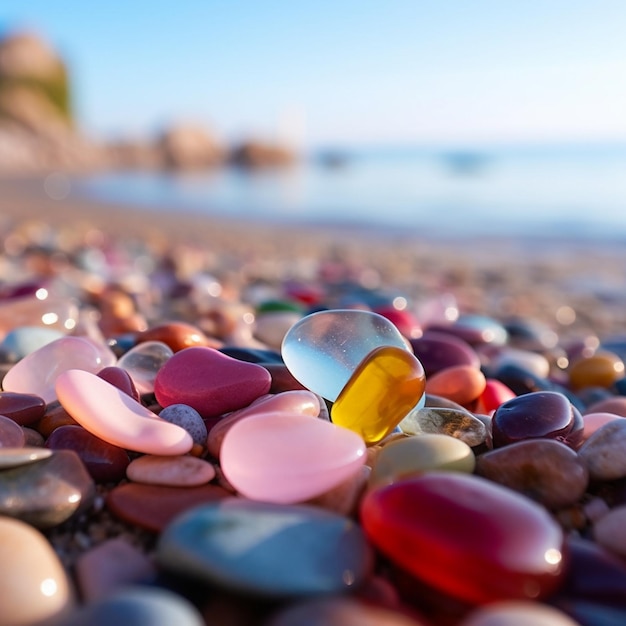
[475,379,517,415]
[220,412,366,503]
[154,346,272,418]
[55,369,193,455]
[207,390,321,458]
[126,454,216,486]
[582,412,624,442]
[2,336,114,403]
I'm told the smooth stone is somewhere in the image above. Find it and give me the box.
[117,340,174,395]
[593,504,626,558]
[0,413,26,447]
[207,390,321,458]
[460,601,579,626]
[475,439,589,509]
[20,426,44,447]
[221,412,366,503]
[0,446,52,468]
[56,369,193,456]
[0,391,46,426]
[578,418,626,480]
[369,434,475,488]
[569,351,625,391]
[430,314,508,347]
[136,321,215,352]
[219,346,284,364]
[489,347,551,379]
[398,407,486,447]
[2,336,114,403]
[554,535,626,607]
[61,587,203,626]
[157,498,373,598]
[0,325,65,361]
[264,362,309,393]
[374,306,423,340]
[97,366,141,401]
[158,404,207,446]
[0,516,74,626]
[35,401,79,437]
[424,364,487,407]
[474,379,517,415]
[503,316,559,351]
[154,346,272,418]
[331,346,426,444]
[0,449,95,528]
[281,309,410,402]
[75,538,157,602]
[360,472,565,605]
[494,362,558,396]
[584,396,626,416]
[581,412,623,442]
[0,293,79,337]
[255,310,304,349]
[126,454,216,487]
[106,482,231,532]
[492,391,583,449]
[304,465,370,517]
[45,425,130,483]
[266,597,425,626]
[409,330,480,378]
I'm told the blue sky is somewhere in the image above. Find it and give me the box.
[2,1,626,148]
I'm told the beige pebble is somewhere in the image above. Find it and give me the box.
[0,516,74,625]
[460,600,580,625]
[593,504,626,558]
[126,454,216,487]
[75,537,157,602]
[577,418,626,480]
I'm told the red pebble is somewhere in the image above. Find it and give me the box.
[360,472,565,606]
[97,366,140,402]
[154,346,272,418]
[475,378,517,415]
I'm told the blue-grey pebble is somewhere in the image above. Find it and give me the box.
[157,498,373,598]
[57,586,203,626]
[158,404,207,446]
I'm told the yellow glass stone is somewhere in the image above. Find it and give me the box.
[331,345,426,444]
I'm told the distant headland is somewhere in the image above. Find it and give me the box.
[0,30,297,174]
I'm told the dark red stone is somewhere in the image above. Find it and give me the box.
[97,366,140,401]
[46,425,130,483]
[106,483,231,532]
[360,472,565,606]
[0,391,46,426]
[409,330,480,378]
[491,391,582,449]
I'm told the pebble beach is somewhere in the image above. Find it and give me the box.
[2,174,626,625]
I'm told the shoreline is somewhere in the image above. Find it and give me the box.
[2,174,626,339]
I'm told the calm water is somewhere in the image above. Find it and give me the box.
[72,143,626,240]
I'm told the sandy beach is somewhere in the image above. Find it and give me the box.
[2,174,626,342]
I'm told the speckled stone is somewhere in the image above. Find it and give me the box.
[0,449,95,528]
[475,439,589,509]
[578,418,626,481]
[398,407,486,447]
[157,498,373,598]
[158,404,207,447]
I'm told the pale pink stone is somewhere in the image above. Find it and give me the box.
[126,454,216,487]
[207,390,321,458]
[75,537,156,602]
[2,336,112,403]
[461,600,580,625]
[220,412,366,503]
[582,412,623,442]
[55,369,193,456]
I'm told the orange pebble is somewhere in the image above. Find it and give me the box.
[568,351,625,391]
[136,321,220,352]
[425,364,487,407]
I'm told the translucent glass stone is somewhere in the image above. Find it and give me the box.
[281,309,410,402]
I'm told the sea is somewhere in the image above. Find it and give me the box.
[70,142,626,242]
